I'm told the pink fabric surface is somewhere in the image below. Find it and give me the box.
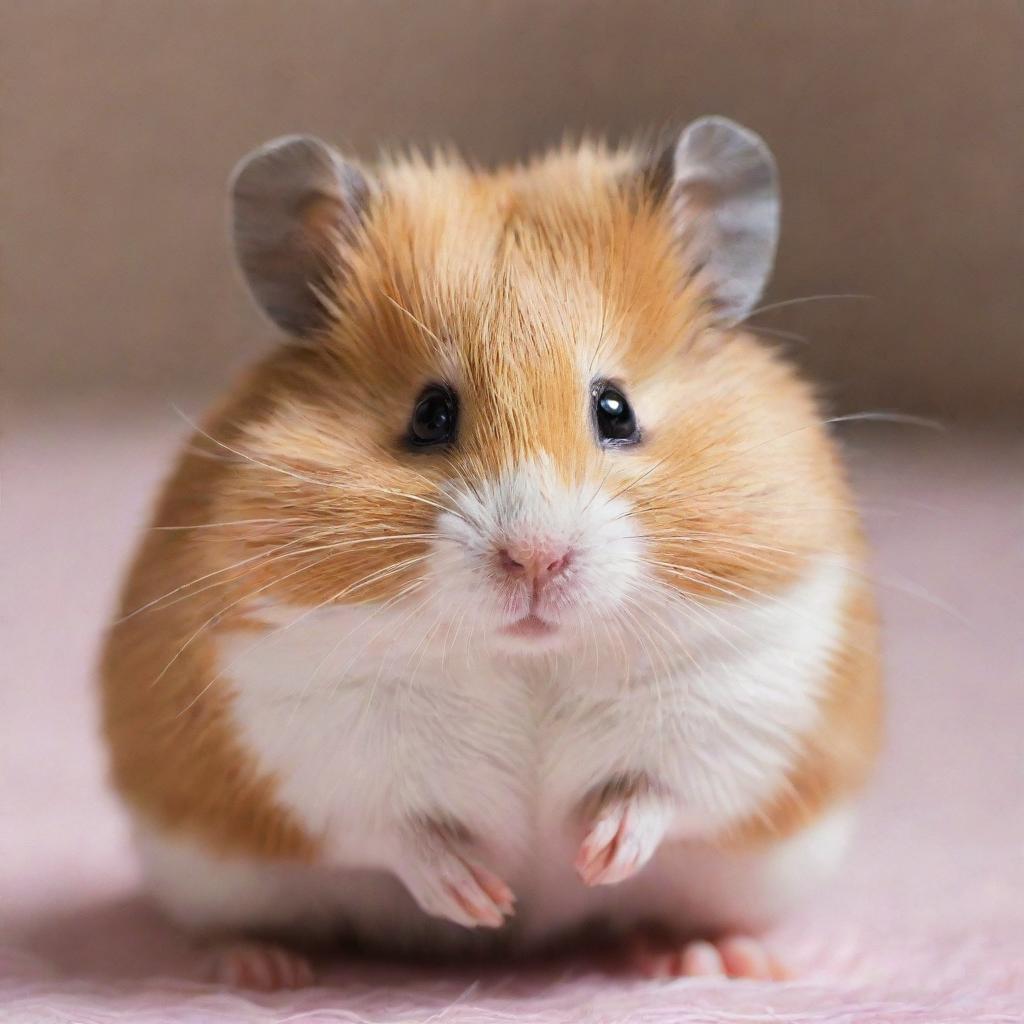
[3,397,1022,1023]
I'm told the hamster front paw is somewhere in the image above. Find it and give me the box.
[393,821,516,930]
[575,778,674,887]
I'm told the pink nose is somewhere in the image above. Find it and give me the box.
[497,542,573,587]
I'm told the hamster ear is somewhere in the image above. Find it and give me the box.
[230,135,370,336]
[668,116,779,324]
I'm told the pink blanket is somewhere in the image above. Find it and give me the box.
[3,399,1022,1022]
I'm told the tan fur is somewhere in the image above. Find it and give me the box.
[101,141,879,859]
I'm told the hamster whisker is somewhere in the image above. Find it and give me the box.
[636,576,758,662]
[312,584,441,812]
[624,471,917,518]
[198,575,433,768]
[602,453,675,505]
[180,443,240,462]
[117,535,312,622]
[750,325,808,344]
[644,559,775,607]
[620,582,710,673]
[645,560,878,657]
[148,547,358,690]
[150,517,305,532]
[648,535,964,621]
[149,534,431,686]
[404,592,453,691]
[821,411,945,431]
[353,583,443,734]
[174,554,433,720]
[653,558,806,604]
[742,292,873,321]
[439,592,473,677]
[324,553,434,605]
[627,412,944,507]
[636,532,790,554]
[575,464,617,529]
[304,577,433,713]
[438,454,487,510]
[639,536,799,575]
[167,529,438,620]
[631,564,740,609]
[173,407,349,489]
[121,531,439,622]
[175,406,471,525]
[275,578,432,752]
[615,593,679,711]
[633,576,737,641]
[614,495,858,521]
[607,598,665,748]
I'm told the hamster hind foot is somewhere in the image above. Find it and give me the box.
[209,941,317,991]
[627,931,788,980]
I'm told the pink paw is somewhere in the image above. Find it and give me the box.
[630,933,788,980]
[395,833,516,930]
[210,942,316,991]
[575,795,671,886]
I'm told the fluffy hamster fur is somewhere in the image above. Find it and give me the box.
[101,120,880,959]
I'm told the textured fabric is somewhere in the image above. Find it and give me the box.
[2,399,1022,1022]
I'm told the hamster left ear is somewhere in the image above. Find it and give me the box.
[230,135,371,336]
[667,116,779,324]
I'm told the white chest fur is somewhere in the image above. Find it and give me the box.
[181,556,852,946]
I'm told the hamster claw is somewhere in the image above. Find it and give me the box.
[394,829,516,930]
[575,792,672,887]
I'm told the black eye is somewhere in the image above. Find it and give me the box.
[408,385,458,447]
[593,382,640,445]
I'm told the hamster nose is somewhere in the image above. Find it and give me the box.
[497,542,574,587]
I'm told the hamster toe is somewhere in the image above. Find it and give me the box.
[628,932,788,980]
[716,935,789,980]
[210,942,317,991]
[575,796,668,886]
[395,836,515,930]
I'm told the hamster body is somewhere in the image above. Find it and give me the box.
[102,119,880,976]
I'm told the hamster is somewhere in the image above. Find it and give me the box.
[101,117,881,989]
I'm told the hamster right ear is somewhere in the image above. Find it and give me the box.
[662,116,780,325]
[230,135,371,336]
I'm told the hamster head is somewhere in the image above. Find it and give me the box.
[220,119,848,657]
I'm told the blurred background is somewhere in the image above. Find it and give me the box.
[2,3,1022,1019]
[5,0,1024,421]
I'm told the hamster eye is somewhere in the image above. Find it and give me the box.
[592,382,640,446]
[408,384,458,447]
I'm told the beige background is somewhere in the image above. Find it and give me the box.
[4,1,1023,421]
